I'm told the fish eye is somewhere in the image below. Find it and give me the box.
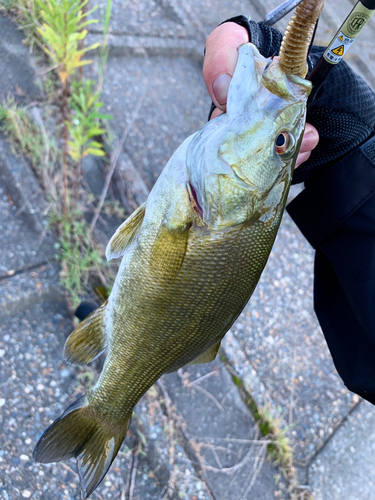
[275,132,290,155]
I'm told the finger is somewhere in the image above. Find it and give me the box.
[295,151,311,168]
[203,23,249,112]
[300,123,319,153]
[210,108,224,120]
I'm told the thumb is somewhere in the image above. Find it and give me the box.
[203,23,249,112]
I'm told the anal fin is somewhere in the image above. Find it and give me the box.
[189,340,221,365]
[64,300,108,365]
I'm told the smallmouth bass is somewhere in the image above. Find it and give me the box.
[34,43,312,498]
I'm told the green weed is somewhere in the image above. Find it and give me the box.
[36,0,100,86]
[55,213,104,306]
[0,101,47,167]
[1,0,126,308]
[67,79,111,162]
[0,100,60,205]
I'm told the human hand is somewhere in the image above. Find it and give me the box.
[203,22,319,168]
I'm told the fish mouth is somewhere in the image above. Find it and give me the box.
[187,182,204,221]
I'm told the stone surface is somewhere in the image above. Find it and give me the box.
[0,263,65,318]
[0,131,60,313]
[89,0,255,42]
[309,399,375,500]
[86,53,209,190]
[0,14,41,103]
[0,293,211,500]
[223,213,356,466]
[163,360,288,500]
[0,174,55,276]
[0,134,53,236]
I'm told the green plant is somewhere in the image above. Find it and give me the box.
[0,100,60,204]
[56,214,104,306]
[67,79,112,194]
[36,0,100,84]
[36,0,100,215]
[3,0,117,305]
[0,101,44,166]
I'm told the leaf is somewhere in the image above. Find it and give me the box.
[86,128,106,137]
[84,147,106,157]
[59,70,68,85]
[88,141,104,148]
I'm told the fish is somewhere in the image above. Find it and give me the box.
[33,1,324,496]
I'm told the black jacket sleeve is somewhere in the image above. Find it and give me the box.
[218,18,375,400]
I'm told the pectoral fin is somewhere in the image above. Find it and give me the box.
[64,301,108,365]
[149,223,190,279]
[106,203,146,261]
[189,341,221,365]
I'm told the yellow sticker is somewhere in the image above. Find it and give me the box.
[324,32,354,64]
[323,2,375,65]
[332,45,344,56]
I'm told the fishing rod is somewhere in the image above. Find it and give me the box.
[264,0,375,105]
[307,0,375,105]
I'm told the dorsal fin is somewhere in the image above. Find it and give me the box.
[106,203,146,261]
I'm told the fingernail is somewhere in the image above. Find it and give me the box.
[213,74,232,106]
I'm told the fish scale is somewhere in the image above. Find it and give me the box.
[93,211,285,419]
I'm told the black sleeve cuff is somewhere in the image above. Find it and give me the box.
[218,17,283,58]
[218,15,252,41]
[287,138,375,248]
[247,21,283,58]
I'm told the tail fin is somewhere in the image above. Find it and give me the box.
[33,395,130,499]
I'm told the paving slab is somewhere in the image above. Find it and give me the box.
[0,263,65,318]
[86,53,209,190]
[163,360,289,500]
[0,14,42,103]
[0,182,55,276]
[223,212,356,466]
[309,399,375,500]
[0,132,57,299]
[0,134,53,235]
[89,0,188,39]
[0,293,211,500]
[89,0,255,42]
[88,0,375,88]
